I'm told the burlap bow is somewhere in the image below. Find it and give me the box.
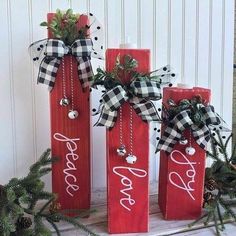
[156,106,221,153]
[95,80,162,128]
[32,38,94,91]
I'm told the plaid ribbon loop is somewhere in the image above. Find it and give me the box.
[157,106,221,153]
[130,80,162,99]
[37,38,93,91]
[95,81,162,128]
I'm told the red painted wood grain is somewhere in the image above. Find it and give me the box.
[48,14,90,211]
[106,49,150,233]
[158,87,211,220]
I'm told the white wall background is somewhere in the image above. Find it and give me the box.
[0,0,234,196]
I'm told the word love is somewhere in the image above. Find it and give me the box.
[53,132,80,197]
[169,150,198,200]
[113,166,147,211]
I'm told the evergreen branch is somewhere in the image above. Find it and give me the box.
[188,212,208,227]
[206,151,221,161]
[28,200,37,212]
[229,143,236,163]
[219,198,236,221]
[56,213,99,236]
[34,215,52,236]
[204,211,213,226]
[36,191,55,201]
[216,131,230,163]
[30,149,51,173]
[216,201,225,230]
[224,133,233,151]
[60,208,96,218]
[46,218,61,236]
[92,54,169,90]
[38,197,55,215]
[213,212,221,236]
[222,199,236,206]
[0,149,97,236]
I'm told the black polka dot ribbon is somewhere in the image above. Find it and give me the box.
[94,80,163,128]
[156,106,222,153]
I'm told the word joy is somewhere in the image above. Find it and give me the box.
[169,150,198,201]
[53,132,80,197]
[113,166,147,211]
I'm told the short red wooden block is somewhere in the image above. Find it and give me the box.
[106,49,150,233]
[158,87,210,220]
[48,14,90,211]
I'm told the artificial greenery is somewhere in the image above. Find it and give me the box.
[0,149,98,236]
[189,131,236,235]
[163,95,208,123]
[92,54,167,90]
[40,9,87,45]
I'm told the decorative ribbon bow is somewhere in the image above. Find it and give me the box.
[156,106,221,153]
[95,80,162,128]
[29,12,104,91]
[32,38,94,91]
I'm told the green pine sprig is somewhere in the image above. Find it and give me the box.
[40,9,87,45]
[0,149,98,236]
[189,132,236,235]
[92,54,167,90]
[163,95,207,123]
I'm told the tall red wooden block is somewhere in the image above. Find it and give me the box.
[158,87,210,220]
[106,49,150,233]
[48,14,90,211]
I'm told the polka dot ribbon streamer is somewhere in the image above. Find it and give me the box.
[94,80,163,128]
[156,106,222,153]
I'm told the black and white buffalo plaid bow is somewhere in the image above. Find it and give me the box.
[95,80,162,128]
[156,106,221,153]
[29,38,101,91]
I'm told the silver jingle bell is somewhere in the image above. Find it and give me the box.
[60,97,70,106]
[126,154,137,164]
[68,110,79,119]
[117,145,127,156]
[185,146,196,156]
[179,137,188,145]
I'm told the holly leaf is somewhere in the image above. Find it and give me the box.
[40,22,48,27]
[66,8,73,16]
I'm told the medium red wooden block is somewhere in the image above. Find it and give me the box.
[106,49,150,233]
[48,14,90,211]
[158,87,211,220]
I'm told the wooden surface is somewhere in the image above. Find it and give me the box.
[47,194,234,235]
[158,87,211,220]
[106,49,150,233]
[48,14,91,211]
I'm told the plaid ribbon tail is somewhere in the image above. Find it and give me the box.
[156,123,182,153]
[192,123,210,150]
[76,56,94,89]
[156,110,193,153]
[131,98,161,122]
[94,106,118,128]
[191,106,219,150]
[38,57,61,91]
